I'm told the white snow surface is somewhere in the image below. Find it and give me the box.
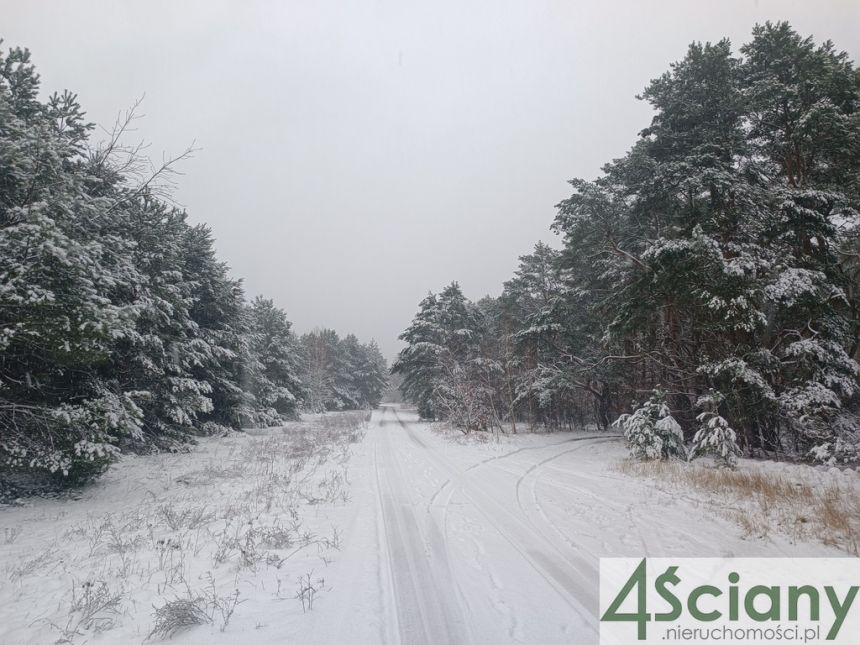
[0,404,850,645]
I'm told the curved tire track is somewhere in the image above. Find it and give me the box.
[390,408,605,629]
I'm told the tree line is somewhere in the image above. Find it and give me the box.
[394,22,860,465]
[0,44,388,487]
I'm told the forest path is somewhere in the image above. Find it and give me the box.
[361,405,608,644]
[316,404,825,645]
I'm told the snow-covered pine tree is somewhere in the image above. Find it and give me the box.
[739,22,860,450]
[243,297,303,425]
[393,283,482,422]
[0,46,144,483]
[614,389,687,460]
[333,334,365,410]
[392,292,444,419]
[105,198,217,449]
[499,242,608,428]
[180,224,250,433]
[690,390,742,468]
[354,339,388,408]
[299,329,339,412]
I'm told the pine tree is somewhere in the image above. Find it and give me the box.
[107,199,217,448]
[690,391,742,468]
[179,224,249,432]
[393,283,482,421]
[614,389,687,460]
[499,242,603,428]
[392,292,445,419]
[299,330,338,412]
[354,340,388,408]
[244,297,303,425]
[0,46,143,482]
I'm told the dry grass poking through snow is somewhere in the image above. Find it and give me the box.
[0,410,371,644]
[617,459,860,554]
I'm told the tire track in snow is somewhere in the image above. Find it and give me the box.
[512,438,650,571]
[390,409,602,630]
[371,408,404,645]
[373,406,469,645]
[530,466,743,556]
[464,433,619,472]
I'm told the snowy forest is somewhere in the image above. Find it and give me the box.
[394,22,860,465]
[0,45,388,488]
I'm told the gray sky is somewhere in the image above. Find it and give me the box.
[4,0,859,361]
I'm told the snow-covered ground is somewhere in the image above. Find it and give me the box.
[0,411,369,645]
[1,404,855,645]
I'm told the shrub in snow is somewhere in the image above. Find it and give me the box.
[613,389,686,461]
[148,597,212,639]
[809,438,860,467]
[690,391,742,468]
[805,412,860,466]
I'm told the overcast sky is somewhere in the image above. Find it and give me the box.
[4,0,859,361]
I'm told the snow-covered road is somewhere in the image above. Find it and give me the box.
[313,405,833,645]
[378,404,608,644]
